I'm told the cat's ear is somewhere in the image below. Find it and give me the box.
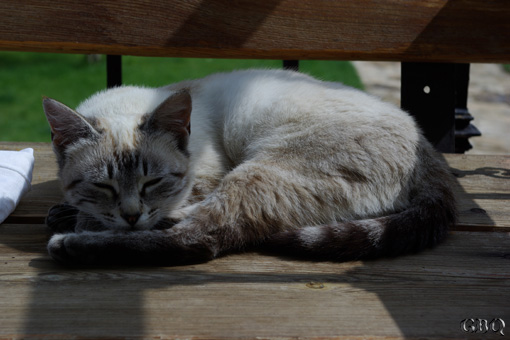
[144,90,192,150]
[42,97,99,153]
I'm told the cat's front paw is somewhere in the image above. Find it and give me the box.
[47,233,98,265]
[46,204,79,234]
[47,234,71,264]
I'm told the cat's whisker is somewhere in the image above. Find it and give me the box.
[47,213,76,221]
[48,206,78,212]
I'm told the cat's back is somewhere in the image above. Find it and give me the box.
[72,69,420,162]
[191,69,420,163]
[195,69,416,132]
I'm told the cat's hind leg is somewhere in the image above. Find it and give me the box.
[168,160,333,256]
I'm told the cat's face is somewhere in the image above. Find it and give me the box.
[43,90,193,231]
[62,139,191,230]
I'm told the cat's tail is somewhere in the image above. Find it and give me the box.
[266,159,457,261]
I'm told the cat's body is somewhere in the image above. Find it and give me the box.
[43,69,456,265]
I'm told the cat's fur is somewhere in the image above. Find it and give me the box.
[43,69,457,265]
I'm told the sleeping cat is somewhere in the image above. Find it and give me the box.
[43,69,457,265]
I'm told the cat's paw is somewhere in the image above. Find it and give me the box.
[75,217,108,232]
[47,234,73,264]
[46,204,79,234]
[47,233,98,265]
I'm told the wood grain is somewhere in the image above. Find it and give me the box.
[1,143,509,338]
[0,224,509,339]
[1,143,509,231]
[444,154,510,231]
[0,0,509,63]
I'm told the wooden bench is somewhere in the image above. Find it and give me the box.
[1,1,509,338]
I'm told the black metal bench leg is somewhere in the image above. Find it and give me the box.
[401,62,480,153]
[283,60,299,71]
[453,64,481,153]
[401,62,456,153]
[107,55,122,88]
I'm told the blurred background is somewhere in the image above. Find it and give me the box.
[0,52,361,142]
[354,61,510,155]
[0,52,508,154]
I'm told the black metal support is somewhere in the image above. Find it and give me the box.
[106,55,122,88]
[401,63,457,153]
[401,62,480,153]
[283,60,299,71]
[453,64,481,153]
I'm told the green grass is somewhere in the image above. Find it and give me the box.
[0,52,363,142]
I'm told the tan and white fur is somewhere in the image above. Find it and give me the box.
[43,69,457,265]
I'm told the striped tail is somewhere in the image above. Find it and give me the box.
[266,171,457,261]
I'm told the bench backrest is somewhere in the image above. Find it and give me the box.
[1,0,509,63]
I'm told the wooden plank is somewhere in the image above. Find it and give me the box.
[0,0,509,63]
[0,224,509,339]
[444,154,510,231]
[1,143,509,231]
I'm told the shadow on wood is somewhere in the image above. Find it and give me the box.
[0,226,508,338]
[404,0,510,63]
[4,180,62,224]
[446,154,510,231]
[165,0,283,50]
[1,145,509,338]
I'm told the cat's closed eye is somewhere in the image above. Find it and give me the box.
[141,177,163,196]
[93,182,118,196]
[170,172,185,179]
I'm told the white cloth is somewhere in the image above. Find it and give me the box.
[0,148,34,224]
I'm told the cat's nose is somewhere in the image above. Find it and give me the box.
[121,213,141,226]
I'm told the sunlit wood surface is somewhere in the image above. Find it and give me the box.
[0,142,509,339]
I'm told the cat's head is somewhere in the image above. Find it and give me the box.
[42,89,193,231]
